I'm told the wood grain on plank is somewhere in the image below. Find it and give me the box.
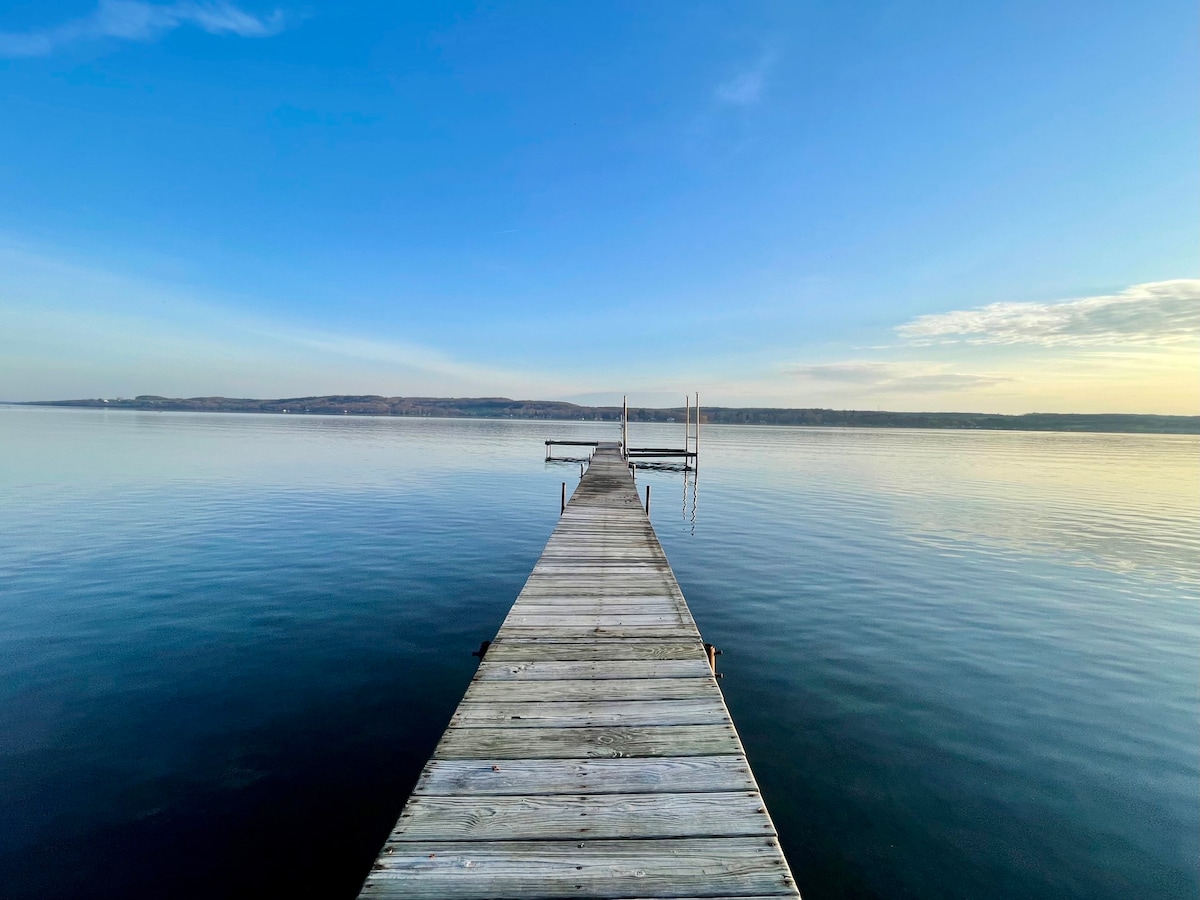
[501,614,689,628]
[462,678,715,703]
[474,659,711,681]
[506,604,688,616]
[483,642,705,662]
[450,698,730,728]
[359,837,796,899]
[498,625,700,640]
[390,791,773,841]
[413,756,757,796]
[434,723,742,759]
[513,600,688,610]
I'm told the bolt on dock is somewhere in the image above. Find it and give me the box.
[357,441,800,899]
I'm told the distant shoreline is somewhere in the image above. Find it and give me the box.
[12,396,1199,434]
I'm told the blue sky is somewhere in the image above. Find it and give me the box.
[1,1,1196,412]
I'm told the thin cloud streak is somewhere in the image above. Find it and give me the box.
[784,361,1014,393]
[0,240,567,400]
[274,330,548,393]
[898,279,1200,347]
[714,52,775,107]
[0,1,287,58]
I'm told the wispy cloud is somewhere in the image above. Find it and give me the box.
[0,1,287,58]
[0,238,564,400]
[898,279,1200,347]
[714,52,774,107]
[785,361,1013,393]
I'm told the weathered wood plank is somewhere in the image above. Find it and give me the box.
[524,572,674,580]
[507,603,688,615]
[450,698,730,728]
[523,564,673,571]
[514,599,688,609]
[523,571,676,579]
[515,589,688,606]
[511,595,686,609]
[360,837,797,899]
[501,614,688,628]
[498,625,700,639]
[484,641,705,662]
[434,723,742,759]
[462,678,716,703]
[474,659,711,681]
[489,636,699,645]
[414,756,757,796]
[517,587,684,597]
[516,589,685,599]
[532,558,667,563]
[390,791,773,841]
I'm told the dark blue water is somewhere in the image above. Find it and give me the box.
[2,406,1196,898]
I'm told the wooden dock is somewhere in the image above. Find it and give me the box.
[358,442,800,899]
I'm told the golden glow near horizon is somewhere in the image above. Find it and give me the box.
[1,240,1197,416]
[766,280,1200,415]
[763,347,1198,416]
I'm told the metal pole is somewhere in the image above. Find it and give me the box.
[685,394,691,455]
[645,484,651,515]
[622,394,628,459]
[561,482,566,514]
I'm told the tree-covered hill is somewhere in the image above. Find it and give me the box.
[19,395,1199,434]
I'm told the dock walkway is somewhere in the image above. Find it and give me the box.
[358,443,800,899]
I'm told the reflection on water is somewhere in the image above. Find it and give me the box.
[665,424,1194,581]
[1,407,1196,900]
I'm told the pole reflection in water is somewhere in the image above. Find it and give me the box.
[689,467,698,535]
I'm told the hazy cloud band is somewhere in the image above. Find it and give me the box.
[784,361,1013,393]
[898,279,1200,347]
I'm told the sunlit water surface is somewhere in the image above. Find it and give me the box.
[1,407,1196,898]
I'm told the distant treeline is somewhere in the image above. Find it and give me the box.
[22,395,1200,433]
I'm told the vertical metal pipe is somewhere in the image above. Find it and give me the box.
[561,482,566,514]
[645,484,651,515]
[685,394,691,454]
[622,394,628,458]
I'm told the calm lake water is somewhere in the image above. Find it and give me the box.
[1,406,1196,899]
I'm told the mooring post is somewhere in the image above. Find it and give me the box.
[645,483,651,514]
[704,642,722,675]
[561,482,566,514]
[580,463,584,478]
